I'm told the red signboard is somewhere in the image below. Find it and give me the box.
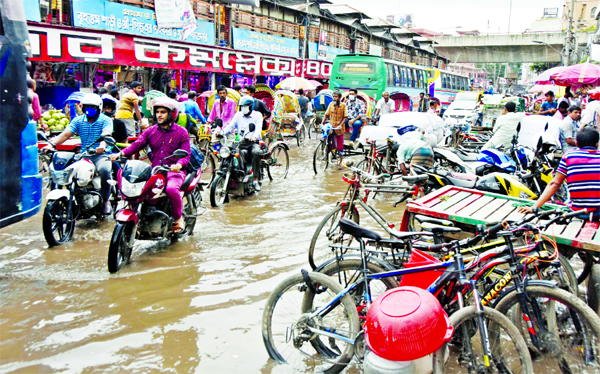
[28,24,332,79]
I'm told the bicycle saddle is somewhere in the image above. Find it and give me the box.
[339,218,382,241]
[421,222,462,234]
[414,215,454,227]
[403,175,429,183]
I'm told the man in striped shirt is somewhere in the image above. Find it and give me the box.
[42,94,114,214]
[519,126,600,220]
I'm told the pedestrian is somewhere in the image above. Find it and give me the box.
[427,100,439,115]
[110,88,120,102]
[553,101,569,121]
[98,87,109,95]
[297,88,309,123]
[233,85,242,95]
[557,87,574,108]
[417,92,429,112]
[518,126,600,221]
[168,89,186,114]
[346,88,366,146]
[179,88,189,102]
[101,94,128,144]
[242,85,271,131]
[374,91,394,117]
[29,80,42,125]
[208,85,237,130]
[396,134,435,175]
[539,91,557,116]
[184,91,206,123]
[482,101,525,150]
[115,81,143,137]
[560,105,582,153]
[322,90,347,169]
[581,90,600,129]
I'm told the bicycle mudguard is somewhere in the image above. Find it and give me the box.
[314,254,396,273]
[487,279,558,308]
[115,209,139,225]
[268,141,289,152]
[46,189,70,201]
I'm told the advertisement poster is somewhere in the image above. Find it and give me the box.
[385,14,414,28]
[308,42,349,63]
[154,0,186,29]
[317,30,327,60]
[71,0,215,45]
[232,28,299,58]
[369,44,382,56]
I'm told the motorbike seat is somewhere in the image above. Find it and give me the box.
[475,164,492,176]
[449,172,477,181]
[414,214,454,227]
[455,151,478,162]
[446,175,476,188]
[403,175,429,183]
[180,172,196,192]
[339,218,382,241]
[421,222,462,234]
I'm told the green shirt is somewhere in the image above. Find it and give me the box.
[396,139,427,164]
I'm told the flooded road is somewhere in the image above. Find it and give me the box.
[0,141,406,373]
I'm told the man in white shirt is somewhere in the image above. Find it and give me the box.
[374,91,394,118]
[221,96,264,191]
[581,90,600,129]
[559,105,581,153]
[482,101,525,150]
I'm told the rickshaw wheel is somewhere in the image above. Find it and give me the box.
[296,125,306,147]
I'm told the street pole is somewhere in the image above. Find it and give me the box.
[507,0,512,34]
[301,0,309,78]
[565,0,575,66]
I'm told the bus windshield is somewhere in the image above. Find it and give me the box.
[338,62,375,74]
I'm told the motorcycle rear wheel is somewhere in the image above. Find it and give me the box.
[210,175,228,208]
[108,222,134,273]
[42,197,75,247]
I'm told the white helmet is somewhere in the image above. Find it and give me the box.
[80,93,103,110]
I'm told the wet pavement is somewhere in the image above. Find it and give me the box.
[0,141,406,373]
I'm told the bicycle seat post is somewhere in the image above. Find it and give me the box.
[358,237,373,307]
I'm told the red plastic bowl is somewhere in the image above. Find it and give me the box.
[364,286,453,361]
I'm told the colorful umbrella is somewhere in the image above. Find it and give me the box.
[534,66,565,85]
[550,62,600,88]
[276,77,317,91]
[307,80,323,88]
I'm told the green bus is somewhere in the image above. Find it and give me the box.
[330,54,430,109]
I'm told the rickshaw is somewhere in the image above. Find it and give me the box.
[274,89,306,147]
[389,92,413,112]
[309,89,333,138]
[341,90,376,137]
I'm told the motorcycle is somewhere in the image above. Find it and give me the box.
[413,164,537,200]
[40,132,117,247]
[108,148,205,273]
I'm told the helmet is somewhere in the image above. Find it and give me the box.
[152,97,179,123]
[101,94,117,117]
[80,93,103,110]
[239,96,255,107]
[589,90,600,101]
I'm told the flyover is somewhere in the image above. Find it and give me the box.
[433,32,592,63]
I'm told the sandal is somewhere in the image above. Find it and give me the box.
[173,223,186,234]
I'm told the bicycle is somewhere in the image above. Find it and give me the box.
[262,218,534,374]
[355,138,402,183]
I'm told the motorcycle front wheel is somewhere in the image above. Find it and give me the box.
[210,175,228,208]
[108,222,134,273]
[42,197,75,247]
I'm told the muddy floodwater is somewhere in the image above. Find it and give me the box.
[0,144,407,373]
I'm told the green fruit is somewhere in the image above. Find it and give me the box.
[46,119,56,126]
[60,118,69,125]
[42,112,51,120]
[51,113,62,120]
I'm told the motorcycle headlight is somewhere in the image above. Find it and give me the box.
[50,169,73,185]
[120,178,144,198]
[220,147,231,159]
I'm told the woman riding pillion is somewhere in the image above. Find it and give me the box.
[110,98,191,233]
[218,96,264,191]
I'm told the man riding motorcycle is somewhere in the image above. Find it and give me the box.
[219,96,263,191]
[101,94,128,144]
[42,93,114,214]
[110,98,191,233]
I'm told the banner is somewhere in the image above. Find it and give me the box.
[369,44,382,57]
[232,28,299,58]
[308,42,349,63]
[71,0,215,46]
[154,0,186,29]
[317,31,327,60]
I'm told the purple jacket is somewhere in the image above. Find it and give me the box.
[122,124,190,169]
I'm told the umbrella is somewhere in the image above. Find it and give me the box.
[307,80,323,88]
[550,62,600,88]
[276,77,317,91]
[528,84,558,94]
[534,66,565,85]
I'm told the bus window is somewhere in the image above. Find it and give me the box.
[450,76,456,90]
[416,71,421,88]
[339,62,375,74]
[393,66,400,86]
[402,68,407,87]
[406,68,412,87]
[422,71,428,88]
[441,74,447,89]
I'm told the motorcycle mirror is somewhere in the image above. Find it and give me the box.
[516,122,521,133]
[536,136,543,153]
[248,123,255,133]
[544,122,548,131]
[172,149,189,159]
[103,136,116,146]
[37,131,50,143]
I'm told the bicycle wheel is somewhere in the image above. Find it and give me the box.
[432,306,534,374]
[296,125,306,147]
[495,285,600,373]
[267,145,289,179]
[319,259,399,319]
[588,264,600,315]
[313,141,329,175]
[262,271,360,374]
[308,204,360,270]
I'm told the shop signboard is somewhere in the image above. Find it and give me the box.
[308,42,349,63]
[232,28,299,58]
[301,60,332,79]
[71,0,215,46]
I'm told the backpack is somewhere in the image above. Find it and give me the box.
[189,144,205,170]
